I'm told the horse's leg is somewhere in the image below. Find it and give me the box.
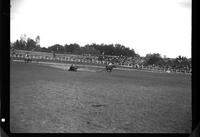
[105,67,108,72]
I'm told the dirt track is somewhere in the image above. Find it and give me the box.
[10,62,191,133]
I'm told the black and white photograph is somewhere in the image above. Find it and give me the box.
[10,0,191,133]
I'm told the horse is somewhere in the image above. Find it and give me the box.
[105,64,116,72]
[24,56,32,63]
[68,65,78,71]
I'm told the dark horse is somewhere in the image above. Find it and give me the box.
[68,65,78,71]
[105,65,116,72]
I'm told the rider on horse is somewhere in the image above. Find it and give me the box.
[25,53,29,63]
[68,64,78,71]
[105,62,115,72]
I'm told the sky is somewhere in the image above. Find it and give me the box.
[11,0,191,58]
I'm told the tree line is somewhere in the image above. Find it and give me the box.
[141,53,191,70]
[11,35,137,57]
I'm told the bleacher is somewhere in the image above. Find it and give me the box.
[10,50,106,65]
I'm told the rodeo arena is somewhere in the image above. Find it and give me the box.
[10,48,191,133]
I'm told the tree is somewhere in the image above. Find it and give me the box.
[82,44,100,55]
[165,59,174,68]
[26,38,37,51]
[35,35,40,47]
[12,40,21,49]
[40,47,49,52]
[174,55,190,69]
[64,43,80,54]
[12,35,39,50]
[144,53,164,66]
[20,34,27,43]
[12,37,27,50]
[48,44,64,53]
[132,54,141,65]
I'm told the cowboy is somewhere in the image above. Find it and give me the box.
[69,64,74,70]
[69,64,78,71]
[108,62,112,66]
[25,53,28,58]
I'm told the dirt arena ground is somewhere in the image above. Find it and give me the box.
[10,61,191,133]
